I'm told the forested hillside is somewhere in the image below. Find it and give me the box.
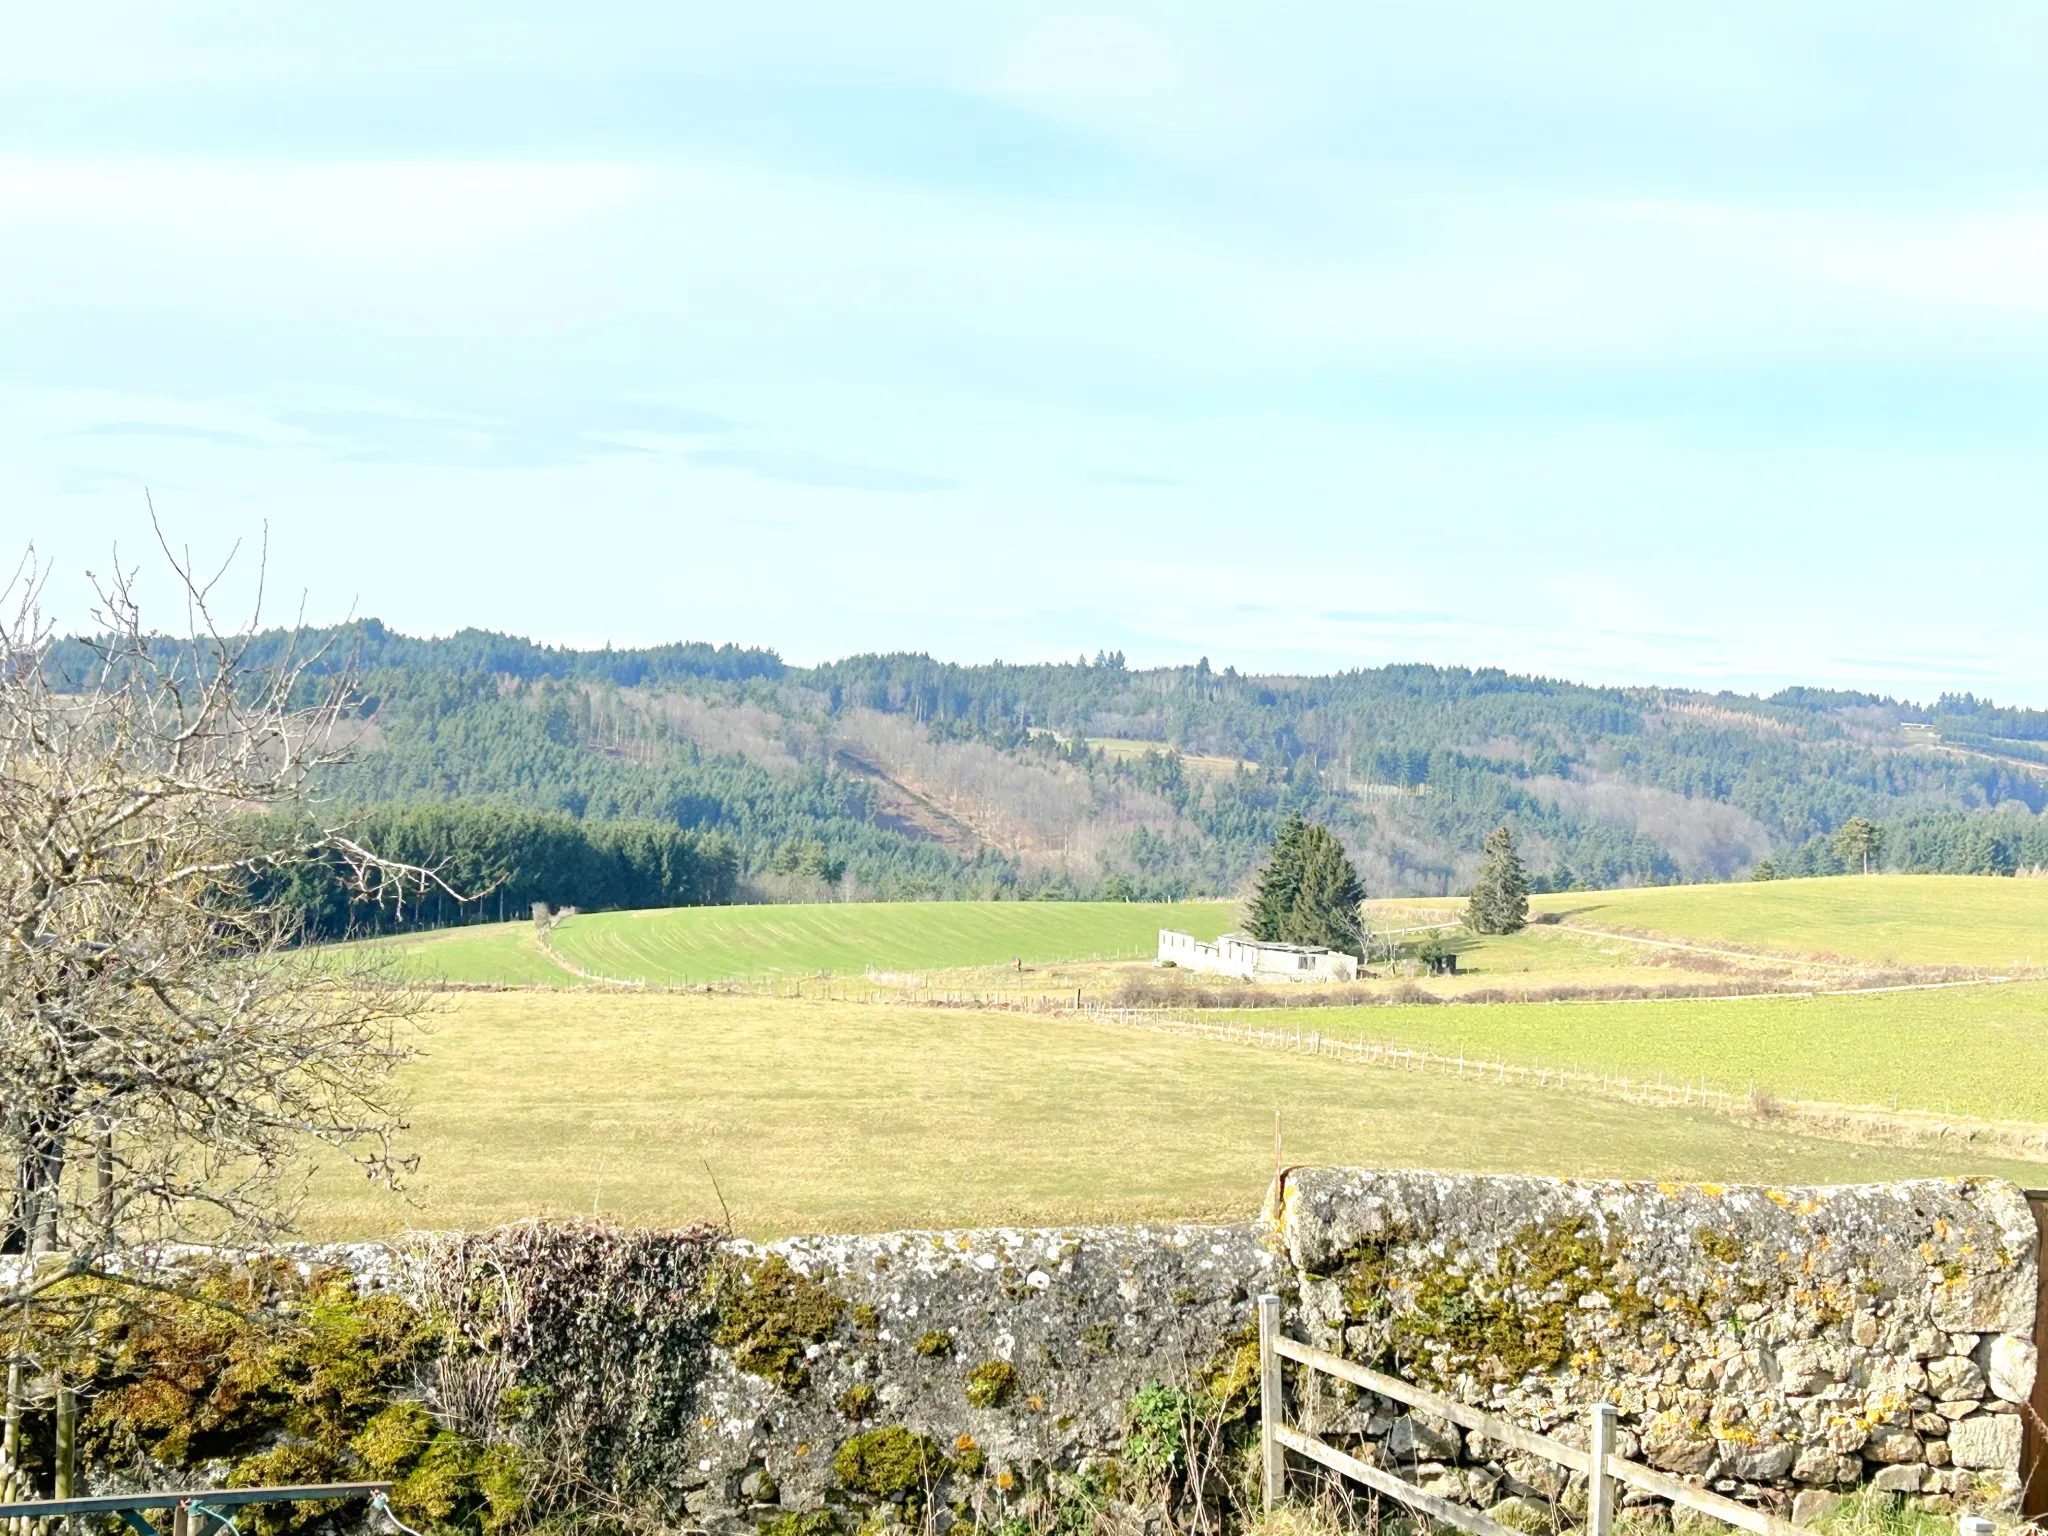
[60,624,2048,922]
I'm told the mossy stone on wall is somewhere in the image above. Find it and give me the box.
[1280,1170,2039,1518]
[711,1253,848,1391]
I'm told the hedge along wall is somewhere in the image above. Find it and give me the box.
[1276,1171,2041,1527]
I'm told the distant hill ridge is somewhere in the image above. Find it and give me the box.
[53,621,2048,910]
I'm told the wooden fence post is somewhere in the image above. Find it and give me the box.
[1589,1403,1616,1536]
[1259,1293,1285,1511]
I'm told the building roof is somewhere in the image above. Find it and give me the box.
[1217,932,1338,957]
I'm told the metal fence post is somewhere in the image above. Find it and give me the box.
[1258,1293,1284,1512]
[1589,1403,1616,1536]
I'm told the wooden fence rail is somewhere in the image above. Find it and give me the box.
[1256,1292,1809,1536]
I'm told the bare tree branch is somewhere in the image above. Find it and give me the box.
[0,534,450,1393]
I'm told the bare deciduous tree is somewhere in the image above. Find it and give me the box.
[0,533,454,1491]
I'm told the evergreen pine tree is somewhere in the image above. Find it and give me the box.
[1246,815,1365,955]
[1246,814,1309,940]
[1464,824,1530,935]
[1831,816,1882,875]
[1279,823,1367,956]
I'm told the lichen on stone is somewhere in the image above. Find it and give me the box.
[1336,1214,1648,1386]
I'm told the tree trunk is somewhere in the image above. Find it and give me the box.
[16,1122,69,1256]
[53,1382,76,1499]
[97,1128,114,1234]
[2,1361,20,1468]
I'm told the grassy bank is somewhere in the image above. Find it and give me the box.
[342,899,1239,986]
[1222,980,2048,1122]
[1528,874,2048,967]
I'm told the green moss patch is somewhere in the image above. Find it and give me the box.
[711,1254,846,1391]
[1334,1216,1656,1387]
[69,1261,523,1536]
[762,1511,841,1536]
[964,1360,1019,1408]
[833,1427,945,1499]
[1695,1228,1744,1265]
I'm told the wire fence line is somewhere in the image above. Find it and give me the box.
[1062,1001,2048,1158]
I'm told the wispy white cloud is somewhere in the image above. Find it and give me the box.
[5,5,2048,701]
[688,447,957,493]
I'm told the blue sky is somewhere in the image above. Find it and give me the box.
[5,4,2048,701]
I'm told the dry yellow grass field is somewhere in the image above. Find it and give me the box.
[300,990,2048,1241]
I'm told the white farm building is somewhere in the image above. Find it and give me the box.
[1157,929,1358,983]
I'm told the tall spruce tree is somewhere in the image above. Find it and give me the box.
[1464,824,1530,935]
[1282,824,1367,956]
[1246,814,1309,940]
[1246,815,1366,956]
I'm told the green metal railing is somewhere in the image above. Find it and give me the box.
[0,1481,391,1536]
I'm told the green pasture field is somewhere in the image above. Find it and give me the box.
[548,898,1237,982]
[1528,875,2048,968]
[346,924,585,987]
[1229,980,2048,1122]
[299,990,2048,1241]
[344,900,1239,986]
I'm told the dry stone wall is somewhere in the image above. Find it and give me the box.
[1277,1170,2040,1525]
[354,1173,2038,1534]
[672,1224,1275,1534]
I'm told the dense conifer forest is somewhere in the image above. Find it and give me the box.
[60,623,2048,928]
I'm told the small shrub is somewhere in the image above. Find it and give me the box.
[1387,981,1442,1005]
[1122,1381,1190,1480]
[964,1359,1019,1408]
